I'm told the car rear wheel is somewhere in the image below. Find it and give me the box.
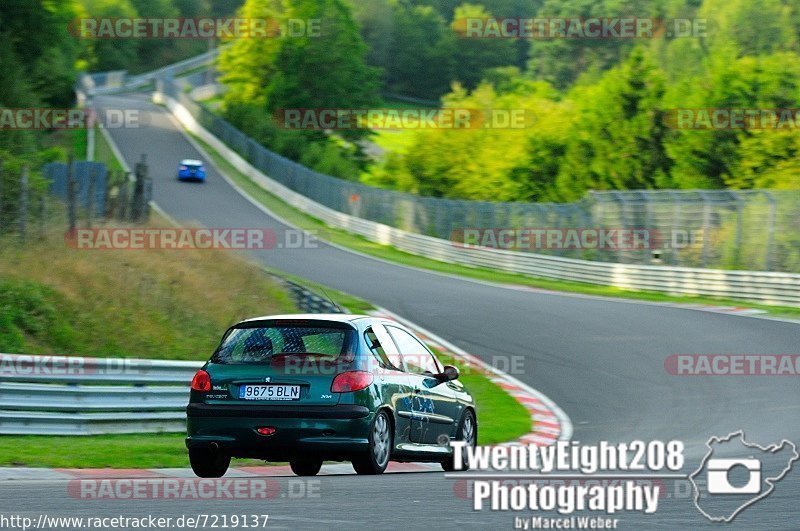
[290,457,323,476]
[352,410,392,475]
[189,447,231,478]
[441,410,476,472]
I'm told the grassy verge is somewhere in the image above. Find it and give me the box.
[191,134,800,319]
[0,434,270,469]
[0,218,295,359]
[94,126,125,172]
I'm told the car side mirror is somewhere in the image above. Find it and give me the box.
[440,365,459,382]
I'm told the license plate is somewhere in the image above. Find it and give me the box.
[239,385,300,401]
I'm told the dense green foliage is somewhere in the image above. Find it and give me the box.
[218,0,380,178]
[0,0,242,230]
[3,0,798,203]
[78,0,243,73]
[216,0,800,201]
[363,0,800,200]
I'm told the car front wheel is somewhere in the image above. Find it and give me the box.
[352,410,393,475]
[441,410,476,472]
[189,447,231,478]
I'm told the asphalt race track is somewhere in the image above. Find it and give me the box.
[11,92,793,529]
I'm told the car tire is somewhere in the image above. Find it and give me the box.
[290,457,323,476]
[441,410,476,472]
[352,410,393,475]
[189,447,231,478]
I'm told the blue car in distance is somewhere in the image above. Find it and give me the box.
[178,159,206,182]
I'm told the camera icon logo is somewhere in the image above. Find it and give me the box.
[690,430,799,522]
[707,458,761,494]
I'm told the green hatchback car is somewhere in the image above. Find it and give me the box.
[186,314,477,477]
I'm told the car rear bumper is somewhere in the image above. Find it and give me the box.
[187,403,369,419]
[185,403,372,460]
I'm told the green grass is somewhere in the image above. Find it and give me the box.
[0,434,265,469]
[94,126,124,172]
[0,221,296,359]
[73,128,88,159]
[191,134,800,319]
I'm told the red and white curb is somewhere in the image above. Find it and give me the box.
[369,307,572,448]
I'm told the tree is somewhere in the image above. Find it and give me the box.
[0,0,82,107]
[450,3,516,90]
[264,0,381,140]
[382,2,455,98]
[217,0,284,108]
[554,48,671,199]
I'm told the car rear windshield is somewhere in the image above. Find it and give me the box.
[210,322,356,364]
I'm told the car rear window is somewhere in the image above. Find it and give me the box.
[211,323,356,364]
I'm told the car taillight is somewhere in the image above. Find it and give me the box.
[191,370,211,392]
[331,371,373,393]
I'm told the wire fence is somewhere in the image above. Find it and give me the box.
[158,74,800,272]
[0,157,153,244]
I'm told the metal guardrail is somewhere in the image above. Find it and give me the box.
[159,90,800,307]
[80,48,221,97]
[0,354,200,435]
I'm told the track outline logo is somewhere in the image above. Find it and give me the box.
[689,430,799,522]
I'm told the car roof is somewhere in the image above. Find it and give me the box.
[180,159,203,166]
[238,313,375,325]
